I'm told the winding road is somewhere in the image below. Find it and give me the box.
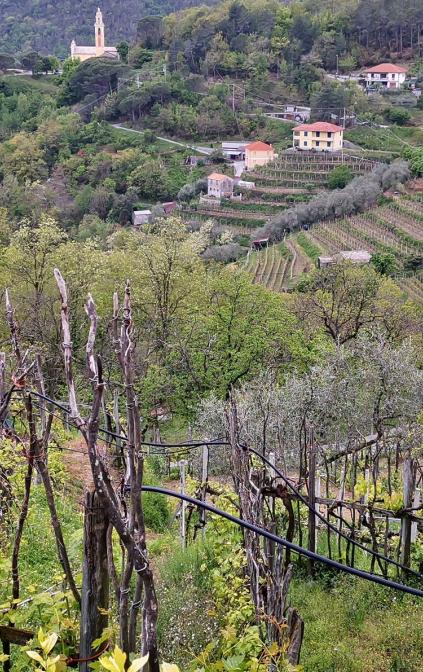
[111,123,215,156]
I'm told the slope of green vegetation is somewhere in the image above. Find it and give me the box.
[0,0,219,56]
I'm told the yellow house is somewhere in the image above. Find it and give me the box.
[292,122,344,152]
[70,8,118,61]
[245,141,276,170]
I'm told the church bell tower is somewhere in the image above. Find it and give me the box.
[95,7,105,55]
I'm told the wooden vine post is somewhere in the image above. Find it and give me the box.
[227,398,303,666]
[79,490,109,671]
[54,270,160,672]
[400,455,415,571]
[307,427,316,568]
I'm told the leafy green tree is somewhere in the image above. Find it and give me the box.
[371,252,397,276]
[0,131,48,183]
[59,57,81,84]
[37,55,60,74]
[20,51,42,75]
[403,147,423,176]
[296,262,412,344]
[0,53,15,72]
[136,16,164,49]
[116,41,129,63]
[58,58,130,105]
[310,81,350,122]
[385,107,411,126]
[327,165,353,189]
[128,46,153,68]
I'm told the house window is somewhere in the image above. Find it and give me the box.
[316,131,320,137]
[304,131,308,137]
[316,141,320,147]
[327,132,332,137]
[303,140,307,146]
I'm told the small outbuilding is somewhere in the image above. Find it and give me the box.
[318,250,371,268]
[162,201,177,215]
[132,209,152,226]
[252,238,269,250]
[221,141,248,160]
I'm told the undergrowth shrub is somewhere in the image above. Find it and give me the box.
[142,462,170,532]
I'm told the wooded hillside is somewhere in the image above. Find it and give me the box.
[0,0,219,56]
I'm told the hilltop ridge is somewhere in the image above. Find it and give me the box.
[0,0,218,56]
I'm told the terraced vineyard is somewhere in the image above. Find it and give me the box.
[244,243,292,291]
[243,238,313,292]
[294,195,423,302]
[248,152,380,189]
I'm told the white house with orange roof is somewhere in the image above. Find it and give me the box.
[244,141,276,170]
[207,173,234,199]
[292,122,344,152]
[363,63,407,89]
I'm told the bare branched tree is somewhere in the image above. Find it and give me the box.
[54,269,159,671]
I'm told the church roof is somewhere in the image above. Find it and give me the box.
[72,45,118,56]
[73,46,97,54]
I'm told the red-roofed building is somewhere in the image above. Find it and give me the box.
[364,63,407,89]
[292,122,344,152]
[245,141,276,170]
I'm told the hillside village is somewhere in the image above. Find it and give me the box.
[1,2,423,672]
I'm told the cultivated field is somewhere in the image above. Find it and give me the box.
[295,194,423,301]
[241,194,423,302]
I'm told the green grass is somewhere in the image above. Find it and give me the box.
[296,232,322,263]
[345,125,423,155]
[110,124,177,152]
[292,574,423,672]
[1,74,58,95]
[155,540,220,667]
[221,199,286,214]
[0,485,83,602]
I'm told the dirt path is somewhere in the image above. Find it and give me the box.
[62,439,122,501]
[62,439,94,494]
[284,237,310,282]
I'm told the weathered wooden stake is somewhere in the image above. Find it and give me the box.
[180,460,187,548]
[411,488,420,544]
[307,428,316,565]
[113,390,121,466]
[79,490,109,671]
[200,444,209,540]
[400,457,414,570]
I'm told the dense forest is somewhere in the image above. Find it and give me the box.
[0,0,219,56]
[1,0,423,62]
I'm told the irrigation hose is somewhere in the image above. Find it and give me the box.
[13,389,423,579]
[142,486,423,598]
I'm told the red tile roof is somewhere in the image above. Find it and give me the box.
[365,63,407,74]
[245,141,273,152]
[293,122,343,133]
[208,172,232,181]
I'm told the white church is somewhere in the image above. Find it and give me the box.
[70,8,119,61]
